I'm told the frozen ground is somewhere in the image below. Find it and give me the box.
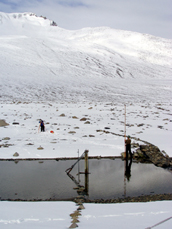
[0,201,172,229]
[0,101,172,159]
[0,12,172,229]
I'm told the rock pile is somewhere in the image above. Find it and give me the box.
[134,144,171,168]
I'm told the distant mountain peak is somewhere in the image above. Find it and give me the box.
[0,12,57,28]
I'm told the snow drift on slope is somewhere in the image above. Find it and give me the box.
[0,12,172,103]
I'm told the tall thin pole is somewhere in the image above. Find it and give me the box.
[124,104,126,158]
[124,104,126,197]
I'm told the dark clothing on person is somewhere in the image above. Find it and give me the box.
[125,137,132,158]
[41,125,44,132]
[40,120,45,132]
[126,144,132,157]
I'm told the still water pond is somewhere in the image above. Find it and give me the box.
[0,159,171,201]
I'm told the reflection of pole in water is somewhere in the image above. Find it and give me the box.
[85,173,89,196]
[78,149,80,183]
[124,104,126,198]
[124,164,126,198]
[65,150,89,197]
[125,156,133,182]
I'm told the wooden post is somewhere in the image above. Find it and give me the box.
[85,173,89,196]
[78,149,80,183]
[85,150,89,174]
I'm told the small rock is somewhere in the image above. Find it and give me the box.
[0,120,9,127]
[12,122,19,125]
[71,219,80,223]
[69,223,78,228]
[2,137,10,140]
[137,123,144,127]
[80,117,87,121]
[72,116,78,119]
[157,125,163,129]
[96,130,103,132]
[37,146,44,150]
[84,121,90,124]
[77,204,85,210]
[70,211,81,217]
[59,113,65,117]
[68,131,76,134]
[13,152,19,157]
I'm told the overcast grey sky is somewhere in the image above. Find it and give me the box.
[0,0,171,39]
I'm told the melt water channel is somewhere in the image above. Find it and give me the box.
[0,158,172,201]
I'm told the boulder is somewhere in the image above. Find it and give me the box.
[0,120,9,127]
[138,144,170,168]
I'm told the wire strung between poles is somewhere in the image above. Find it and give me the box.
[65,150,88,174]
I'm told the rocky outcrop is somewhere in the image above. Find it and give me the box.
[135,144,171,168]
[95,129,171,168]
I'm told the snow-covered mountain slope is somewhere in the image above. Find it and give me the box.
[0,12,172,102]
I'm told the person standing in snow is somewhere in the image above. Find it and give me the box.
[39,119,45,132]
[125,135,132,158]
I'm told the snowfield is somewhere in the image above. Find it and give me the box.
[0,12,172,229]
[0,201,172,229]
[0,102,172,159]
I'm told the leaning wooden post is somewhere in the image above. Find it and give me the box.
[84,150,89,174]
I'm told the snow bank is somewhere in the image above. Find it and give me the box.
[0,201,171,229]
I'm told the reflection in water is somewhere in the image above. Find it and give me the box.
[0,158,172,201]
[67,172,89,228]
[125,155,133,181]
[66,153,89,229]
[66,172,89,197]
[124,154,133,198]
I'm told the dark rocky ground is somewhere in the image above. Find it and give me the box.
[83,193,172,204]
